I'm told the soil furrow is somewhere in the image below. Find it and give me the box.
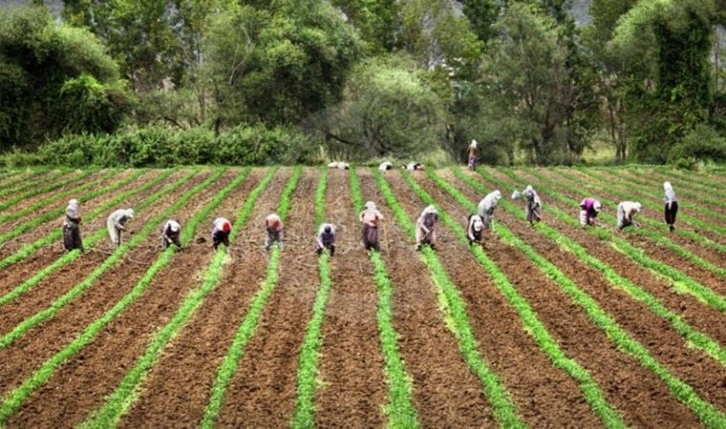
[413,171,701,428]
[442,171,726,416]
[211,169,317,427]
[0,170,224,398]
[114,169,289,428]
[3,168,261,428]
[313,169,388,427]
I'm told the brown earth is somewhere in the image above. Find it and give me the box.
[410,170,703,428]
[313,169,388,428]
[448,170,726,414]
[0,169,224,400]
[116,168,291,428]
[509,168,726,295]
[358,170,496,428]
[4,168,263,428]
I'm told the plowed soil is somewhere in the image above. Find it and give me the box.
[0,166,724,428]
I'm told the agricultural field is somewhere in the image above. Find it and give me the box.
[0,165,724,428]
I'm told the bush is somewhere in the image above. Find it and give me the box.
[668,124,726,168]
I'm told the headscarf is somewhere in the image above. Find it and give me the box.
[365,201,377,210]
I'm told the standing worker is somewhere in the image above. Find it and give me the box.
[415,205,439,251]
[663,181,678,232]
[211,217,232,250]
[316,223,336,256]
[477,190,501,231]
[161,219,182,250]
[522,185,542,226]
[617,201,642,231]
[107,208,134,248]
[467,214,484,246]
[264,213,284,251]
[467,139,478,171]
[63,199,83,252]
[579,198,602,227]
[359,201,384,252]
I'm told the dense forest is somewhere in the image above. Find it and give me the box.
[1,0,725,166]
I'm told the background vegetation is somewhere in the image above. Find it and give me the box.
[1,0,725,167]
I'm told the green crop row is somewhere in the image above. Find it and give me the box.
[0,169,185,308]
[400,169,622,429]
[491,167,726,313]
[576,168,726,226]
[0,168,96,212]
[81,167,278,429]
[651,167,725,193]
[0,168,156,269]
[440,169,726,427]
[510,168,726,279]
[622,169,724,209]
[0,169,118,224]
[200,166,302,428]
[349,168,419,429]
[453,168,726,366]
[0,168,252,425]
[0,169,58,200]
[0,168,224,349]
[292,167,331,428]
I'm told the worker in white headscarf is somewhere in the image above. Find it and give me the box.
[359,201,384,252]
[212,217,232,250]
[522,185,542,226]
[161,219,182,250]
[663,182,678,232]
[107,208,134,247]
[617,201,642,231]
[379,161,394,171]
[327,161,350,170]
[63,199,83,252]
[415,205,439,251]
[579,198,602,227]
[477,190,501,231]
[467,139,478,171]
[467,214,484,245]
[315,223,336,256]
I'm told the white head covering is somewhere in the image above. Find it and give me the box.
[470,139,477,148]
[69,199,79,206]
[365,201,377,210]
[593,200,601,212]
[664,181,672,191]
[634,202,642,212]
[126,208,134,218]
[168,220,180,232]
[512,190,521,200]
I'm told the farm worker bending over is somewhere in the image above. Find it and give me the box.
[467,214,484,246]
[161,219,182,250]
[477,190,501,231]
[328,161,350,170]
[63,199,83,252]
[617,201,642,231]
[579,198,601,227]
[663,181,678,232]
[360,201,384,252]
[107,208,134,248]
[212,217,232,250]
[316,223,336,256]
[265,213,284,251]
[467,139,478,171]
[379,161,393,171]
[403,162,425,171]
[415,205,439,251]
[522,185,542,225]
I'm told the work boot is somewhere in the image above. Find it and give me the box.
[669,225,675,233]
[329,246,335,257]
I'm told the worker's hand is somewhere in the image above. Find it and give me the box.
[77,217,82,223]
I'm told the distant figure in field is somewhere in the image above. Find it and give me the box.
[477,190,501,231]
[415,205,439,251]
[316,223,336,256]
[107,208,134,248]
[63,199,83,252]
[617,201,642,231]
[359,201,384,252]
[403,162,425,171]
[264,213,284,251]
[327,161,350,170]
[467,139,478,171]
[467,214,485,246]
[161,219,182,250]
[211,217,232,250]
[579,198,601,227]
[521,185,542,226]
[663,181,678,232]
[378,161,394,171]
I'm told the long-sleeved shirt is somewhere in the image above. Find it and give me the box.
[108,209,133,230]
[619,201,641,220]
[416,205,438,234]
[317,223,336,247]
[65,202,81,225]
[212,217,231,235]
[360,208,383,227]
[664,183,677,204]
[478,191,501,216]
[580,198,600,218]
[523,186,541,207]
[163,220,181,237]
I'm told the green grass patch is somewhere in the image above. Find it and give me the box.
[0,168,252,426]
[349,168,420,429]
[0,168,96,212]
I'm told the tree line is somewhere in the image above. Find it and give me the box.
[1,0,725,166]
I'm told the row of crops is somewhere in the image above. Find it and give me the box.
[0,165,723,428]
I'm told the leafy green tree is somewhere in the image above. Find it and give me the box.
[0,6,127,149]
